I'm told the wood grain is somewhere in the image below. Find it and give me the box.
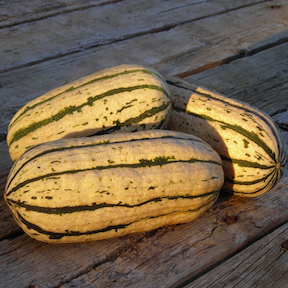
[185,222,288,288]
[1,0,270,72]
[0,0,123,28]
[0,142,12,176]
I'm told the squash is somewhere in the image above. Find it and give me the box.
[5,130,224,243]
[166,77,286,197]
[7,64,172,161]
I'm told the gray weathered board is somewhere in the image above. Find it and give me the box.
[0,0,288,287]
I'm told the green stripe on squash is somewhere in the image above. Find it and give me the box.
[16,194,218,240]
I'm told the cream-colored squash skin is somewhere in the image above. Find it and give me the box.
[166,77,286,197]
[7,64,172,161]
[5,130,224,243]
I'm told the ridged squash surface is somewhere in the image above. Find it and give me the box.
[7,64,172,161]
[5,130,224,243]
[166,77,286,197]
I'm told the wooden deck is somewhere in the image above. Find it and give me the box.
[0,0,288,287]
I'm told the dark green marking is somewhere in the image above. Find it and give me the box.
[221,156,275,170]
[225,169,275,186]
[172,105,276,163]
[139,156,175,166]
[9,84,170,146]
[8,191,219,215]
[116,104,133,114]
[89,101,171,135]
[6,156,220,197]
[243,139,249,148]
[15,193,218,240]
[224,169,280,195]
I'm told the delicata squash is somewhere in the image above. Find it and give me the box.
[7,64,172,161]
[166,77,286,197]
[5,130,224,243]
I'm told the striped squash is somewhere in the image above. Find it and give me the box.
[166,77,286,197]
[5,130,224,243]
[7,64,172,161]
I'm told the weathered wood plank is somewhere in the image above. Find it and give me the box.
[184,41,288,116]
[0,0,273,72]
[0,141,12,176]
[184,222,288,288]
[0,0,124,29]
[273,110,288,131]
[0,200,22,241]
[0,229,149,288]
